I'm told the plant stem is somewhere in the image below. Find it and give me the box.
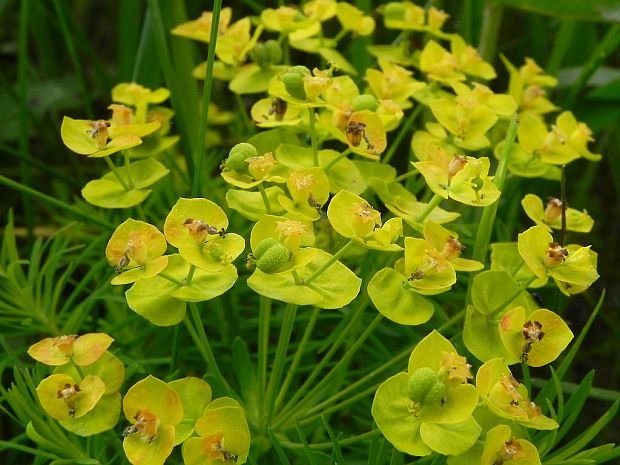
[185,264,196,286]
[323,148,352,172]
[0,175,115,231]
[560,165,567,246]
[17,0,33,244]
[274,298,368,422]
[157,272,184,287]
[52,0,93,119]
[308,108,319,167]
[103,156,131,191]
[563,25,620,108]
[437,310,465,332]
[274,307,321,412]
[470,114,518,267]
[273,313,383,429]
[382,103,423,164]
[416,193,443,223]
[478,2,503,63]
[522,362,531,392]
[299,345,410,423]
[303,239,355,285]
[234,92,254,135]
[185,302,231,394]
[393,169,418,184]
[257,296,272,416]
[487,275,536,318]
[279,429,380,450]
[192,0,222,196]
[257,183,272,214]
[264,303,298,425]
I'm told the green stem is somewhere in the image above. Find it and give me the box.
[192,0,222,196]
[264,304,298,425]
[416,193,443,223]
[257,296,272,416]
[0,175,115,231]
[393,169,418,184]
[382,103,423,164]
[52,0,93,118]
[257,183,272,214]
[186,264,196,286]
[300,346,410,422]
[547,20,576,75]
[280,429,380,450]
[303,239,355,285]
[234,92,253,135]
[103,156,131,190]
[273,313,383,429]
[333,29,349,44]
[169,325,180,372]
[522,363,531,393]
[478,3,503,63]
[560,165,567,246]
[274,307,321,412]
[487,276,536,318]
[185,302,231,393]
[563,25,620,108]
[437,310,465,332]
[18,0,33,244]
[324,148,352,172]
[158,272,184,287]
[470,114,518,268]
[275,300,368,421]
[308,108,319,167]
[300,383,378,426]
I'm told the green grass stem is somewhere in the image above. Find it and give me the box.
[52,0,93,119]
[17,0,33,243]
[274,306,321,412]
[258,296,272,415]
[265,303,298,425]
[192,0,222,196]
[0,175,114,231]
[563,25,620,108]
[382,104,423,165]
[147,0,198,176]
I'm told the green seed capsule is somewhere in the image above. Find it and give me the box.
[352,94,379,112]
[250,43,269,69]
[256,241,290,273]
[408,367,438,404]
[408,367,446,406]
[253,238,280,260]
[423,380,446,406]
[225,143,257,172]
[281,72,307,100]
[383,2,406,20]
[264,40,283,65]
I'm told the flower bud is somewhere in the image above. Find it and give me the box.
[352,94,379,112]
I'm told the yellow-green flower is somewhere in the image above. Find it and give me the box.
[521,193,593,233]
[413,146,500,206]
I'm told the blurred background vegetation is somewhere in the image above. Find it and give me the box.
[1,0,619,462]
